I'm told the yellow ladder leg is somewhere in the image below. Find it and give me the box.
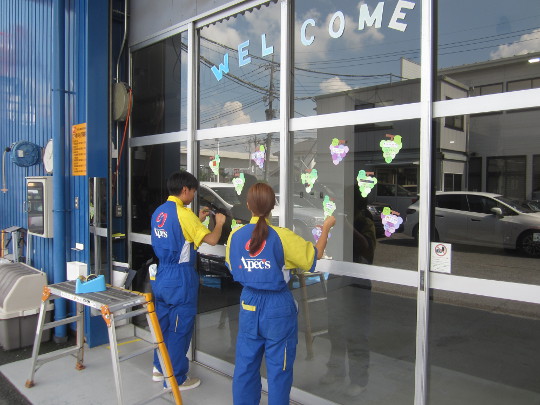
[144,293,182,405]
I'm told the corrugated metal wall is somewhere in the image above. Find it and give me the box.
[0,0,91,281]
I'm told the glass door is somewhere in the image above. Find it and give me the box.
[427,0,540,402]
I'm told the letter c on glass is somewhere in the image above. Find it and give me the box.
[301,18,315,46]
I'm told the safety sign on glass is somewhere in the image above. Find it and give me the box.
[430,242,451,274]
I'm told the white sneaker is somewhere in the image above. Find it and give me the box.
[152,366,164,382]
[179,376,201,391]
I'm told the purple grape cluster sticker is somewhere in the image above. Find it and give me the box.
[329,138,349,165]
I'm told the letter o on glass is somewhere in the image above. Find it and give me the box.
[329,11,345,39]
[301,18,315,46]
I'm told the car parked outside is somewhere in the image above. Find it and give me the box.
[374,183,418,220]
[524,200,540,212]
[199,182,240,214]
[404,191,540,257]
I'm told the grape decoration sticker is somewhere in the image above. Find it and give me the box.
[381,207,403,237]
[251,145,266,169]
[322,195,336,219]
[380,134,402,163]
[202,216,210,228]
[232,173,246,195]
[329,138,349,165]
[356,170,377,197]
[301,169,318,193]
[312,225,331,243]
[209,155,220,175]
[231,219,241,230]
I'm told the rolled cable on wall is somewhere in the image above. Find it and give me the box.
[1,147,10,193]
[112,87,132,202]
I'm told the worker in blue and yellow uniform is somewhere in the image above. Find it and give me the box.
[150,171,226,390]
[225,182,335,405]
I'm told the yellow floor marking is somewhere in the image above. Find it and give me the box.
[107,338,142,349]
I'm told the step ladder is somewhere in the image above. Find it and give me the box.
[296,271,328,360]
[25,280,183,405]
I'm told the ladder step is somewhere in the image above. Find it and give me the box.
[42,315,83,330]
[35,346,81,366]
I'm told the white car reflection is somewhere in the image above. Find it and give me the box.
[404,191,540,257]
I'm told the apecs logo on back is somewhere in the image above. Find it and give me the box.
[240,239,270,271]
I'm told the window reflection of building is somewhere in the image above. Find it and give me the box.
[310,52,540,205]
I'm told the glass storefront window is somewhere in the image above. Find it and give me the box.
[431,112,540,283]
[195,133,279,365]
[294,0,421,118]
[131,31,188,137]
[428,295,540,404]
[130,142,185,234]
[292,121,419,270]
[198,1,281,129]
[437,0,540,100]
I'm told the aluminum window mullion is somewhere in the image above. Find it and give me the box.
[415,0,435,404]
[433,88,540,117]
[187,22,197,175]
[278,0,292,229]
[128,131,188,148]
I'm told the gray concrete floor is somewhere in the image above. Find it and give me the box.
[0,328,265,405]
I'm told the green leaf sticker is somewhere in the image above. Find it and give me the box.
[232,173,246,195]
[356,170,377,197]
[322,195,336,219]
[209,154,220,175]
[380,134,402,163]
[300,169,318,193]
[231,218,241,230]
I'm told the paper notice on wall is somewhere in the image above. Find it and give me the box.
[72,123,87,176]
[430,242,452,274]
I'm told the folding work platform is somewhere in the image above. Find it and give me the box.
[25,280,183,405]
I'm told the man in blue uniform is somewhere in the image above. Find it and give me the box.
[151,171,226,390]
[225,182,335,404]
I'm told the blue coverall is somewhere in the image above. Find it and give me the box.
[150,196,210,385]
[225,217,317,405]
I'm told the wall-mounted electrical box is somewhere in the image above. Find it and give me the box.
[26,177,53,238]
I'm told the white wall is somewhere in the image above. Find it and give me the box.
[130,0,230,46]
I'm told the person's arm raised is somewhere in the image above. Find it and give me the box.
[202,213,226,246]
[314,216,336,259]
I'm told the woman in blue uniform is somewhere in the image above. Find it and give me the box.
[225,183,335,405]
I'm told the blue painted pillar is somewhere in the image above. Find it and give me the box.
[52,0,67,340]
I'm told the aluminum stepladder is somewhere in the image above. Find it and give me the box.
[25,280,183,405]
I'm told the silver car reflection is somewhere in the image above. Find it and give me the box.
[404,191,540,257]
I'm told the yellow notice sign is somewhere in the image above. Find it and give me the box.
[72,123,87,176]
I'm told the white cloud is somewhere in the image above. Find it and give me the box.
[218,101,252,126]
[490,28,540,59]
[319,76,352,93]
[295,9,385,64]
[201,23,243,49]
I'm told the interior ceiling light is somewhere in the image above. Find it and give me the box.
[528,57,540,63]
